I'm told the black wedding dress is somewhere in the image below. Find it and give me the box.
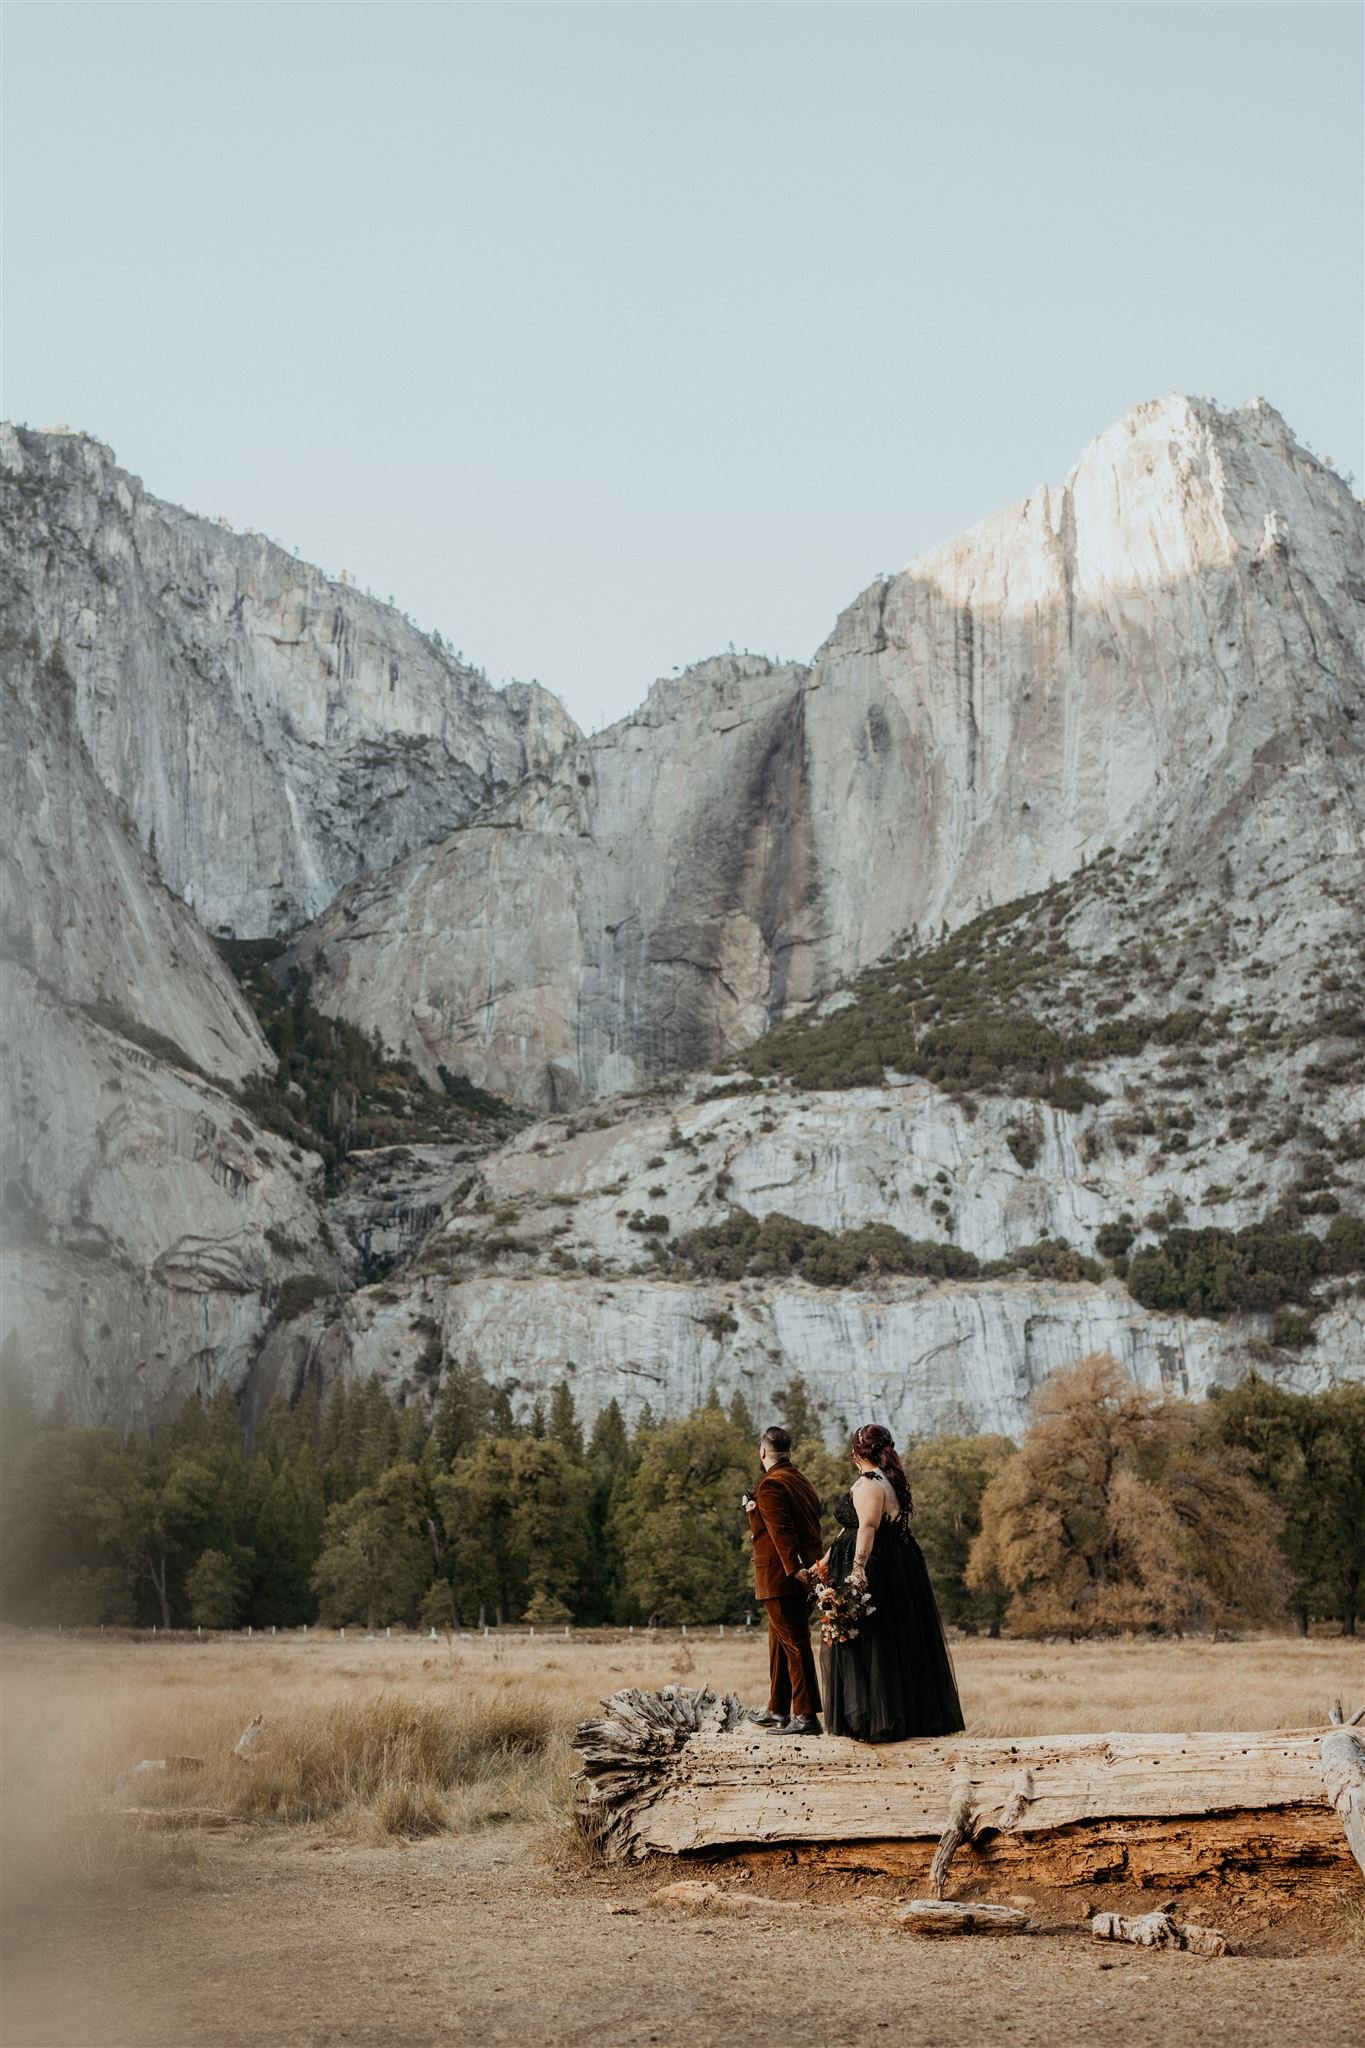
[821,1484,965,1742]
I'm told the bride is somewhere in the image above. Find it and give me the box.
[804,1422,965,1742]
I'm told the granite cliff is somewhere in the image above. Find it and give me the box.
[4,396,1362,1438]
[288,394,1365,1110]
[0,422,578,936]
[0,634,348,1426]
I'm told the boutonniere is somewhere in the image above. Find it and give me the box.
[740,1490,757,1513]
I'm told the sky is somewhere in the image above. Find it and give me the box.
[4,2,1362,733]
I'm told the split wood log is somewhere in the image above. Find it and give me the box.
[1091,1909,1227,1956]
[233,1714,265,1762]
[572,1689,1362,1892]
[927,1771,975,1898]
[573,1686,748,1857]
[121,1808,240,1832]
[649,1881,800,1916]
[897,1901,1031,1936]
[1319,1727,1365,1879]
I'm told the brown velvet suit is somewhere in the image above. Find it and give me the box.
[747,1460,823,1719]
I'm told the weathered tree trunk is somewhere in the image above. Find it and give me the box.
[141,1549,172,1630]
[1320,1727,1365,1879]
[573,1687,1363,1892]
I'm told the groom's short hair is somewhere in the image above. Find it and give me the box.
[761,1426,792,1456]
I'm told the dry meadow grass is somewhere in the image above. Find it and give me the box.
[2,1622,1360,1894]
[2,1628,1362,2048]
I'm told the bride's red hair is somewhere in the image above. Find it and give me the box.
[850,1423,912,1514]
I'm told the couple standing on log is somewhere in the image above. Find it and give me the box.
[743,1422,965,1742]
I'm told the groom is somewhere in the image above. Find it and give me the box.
[744,1425,824,1735]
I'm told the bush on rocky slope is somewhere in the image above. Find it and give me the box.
[670,1208,1101,1288]
[216,938,515,1184]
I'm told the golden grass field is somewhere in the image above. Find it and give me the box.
[1,1627,1362,2048]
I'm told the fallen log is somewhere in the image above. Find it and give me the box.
[1319,1726,1365,1878]
[573,1687,1362,1892]
[897,1900,1032,1936]
[121,1808,241,1832]
[1091,1909,1227,1956]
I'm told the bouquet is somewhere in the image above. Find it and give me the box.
[811,1575,876,1645]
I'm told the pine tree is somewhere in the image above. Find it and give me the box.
[355,1374,398,1485]
[0,1336,38,1486]
[432,1358,492,1464]
[434,1434,592,1624]
[727,1388,756,1443]
[588,1399,630,1481]
[254,1394,296,1471]
[585,1399,634,1624]
[395,1402,429,1464]
[548,1381,583,1458]
[251,1445,325,1624]
[772,1375,822,1446]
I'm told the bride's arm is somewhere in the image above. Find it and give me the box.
[846,1476,884,1589]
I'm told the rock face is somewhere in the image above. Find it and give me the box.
[255,1022,1363,1437]
[292,653,814,1107]
[0,423,580,936]
[0,638,347,1425]
[4,393,1362,1438]
[289,395,1365,1108]
[258,1263,1365,1448]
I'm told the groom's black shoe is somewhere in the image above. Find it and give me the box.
[781,1714,823,1736]
[747,1709,785,1727]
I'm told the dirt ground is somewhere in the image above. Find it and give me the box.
[4,1825,1363,2048]
[2,1629,1362,2048]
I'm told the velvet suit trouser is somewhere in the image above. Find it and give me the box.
[763,1592,821,1718]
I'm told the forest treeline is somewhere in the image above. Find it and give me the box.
[0,1355,1360,1638]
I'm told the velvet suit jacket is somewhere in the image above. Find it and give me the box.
[747,1461,823,1601]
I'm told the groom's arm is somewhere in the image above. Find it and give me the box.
[755,1473,804,1580]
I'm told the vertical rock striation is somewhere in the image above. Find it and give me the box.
[0,423,580,936]
[1,638,346,1422]
[289,395,1365,1108]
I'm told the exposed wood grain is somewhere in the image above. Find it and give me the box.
[1320,1727,1365,1879]
[573,1688,1359,1893]
[1091,1909,1227,1956]
[897,1901,1031,1936]
[752,1807,1350,1892]
[928,1772,975,1899]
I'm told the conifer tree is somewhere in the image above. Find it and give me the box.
[588,1398,631,1481]
[432,1358,492,1464]
[727,1388,756,1442]
[548,1381,583,1458]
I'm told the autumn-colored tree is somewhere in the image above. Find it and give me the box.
[967,1355,1287,1636]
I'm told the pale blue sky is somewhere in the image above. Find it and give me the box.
[5,2,1361,730]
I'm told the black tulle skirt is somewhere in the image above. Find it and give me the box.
[821,1517,966,1742]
